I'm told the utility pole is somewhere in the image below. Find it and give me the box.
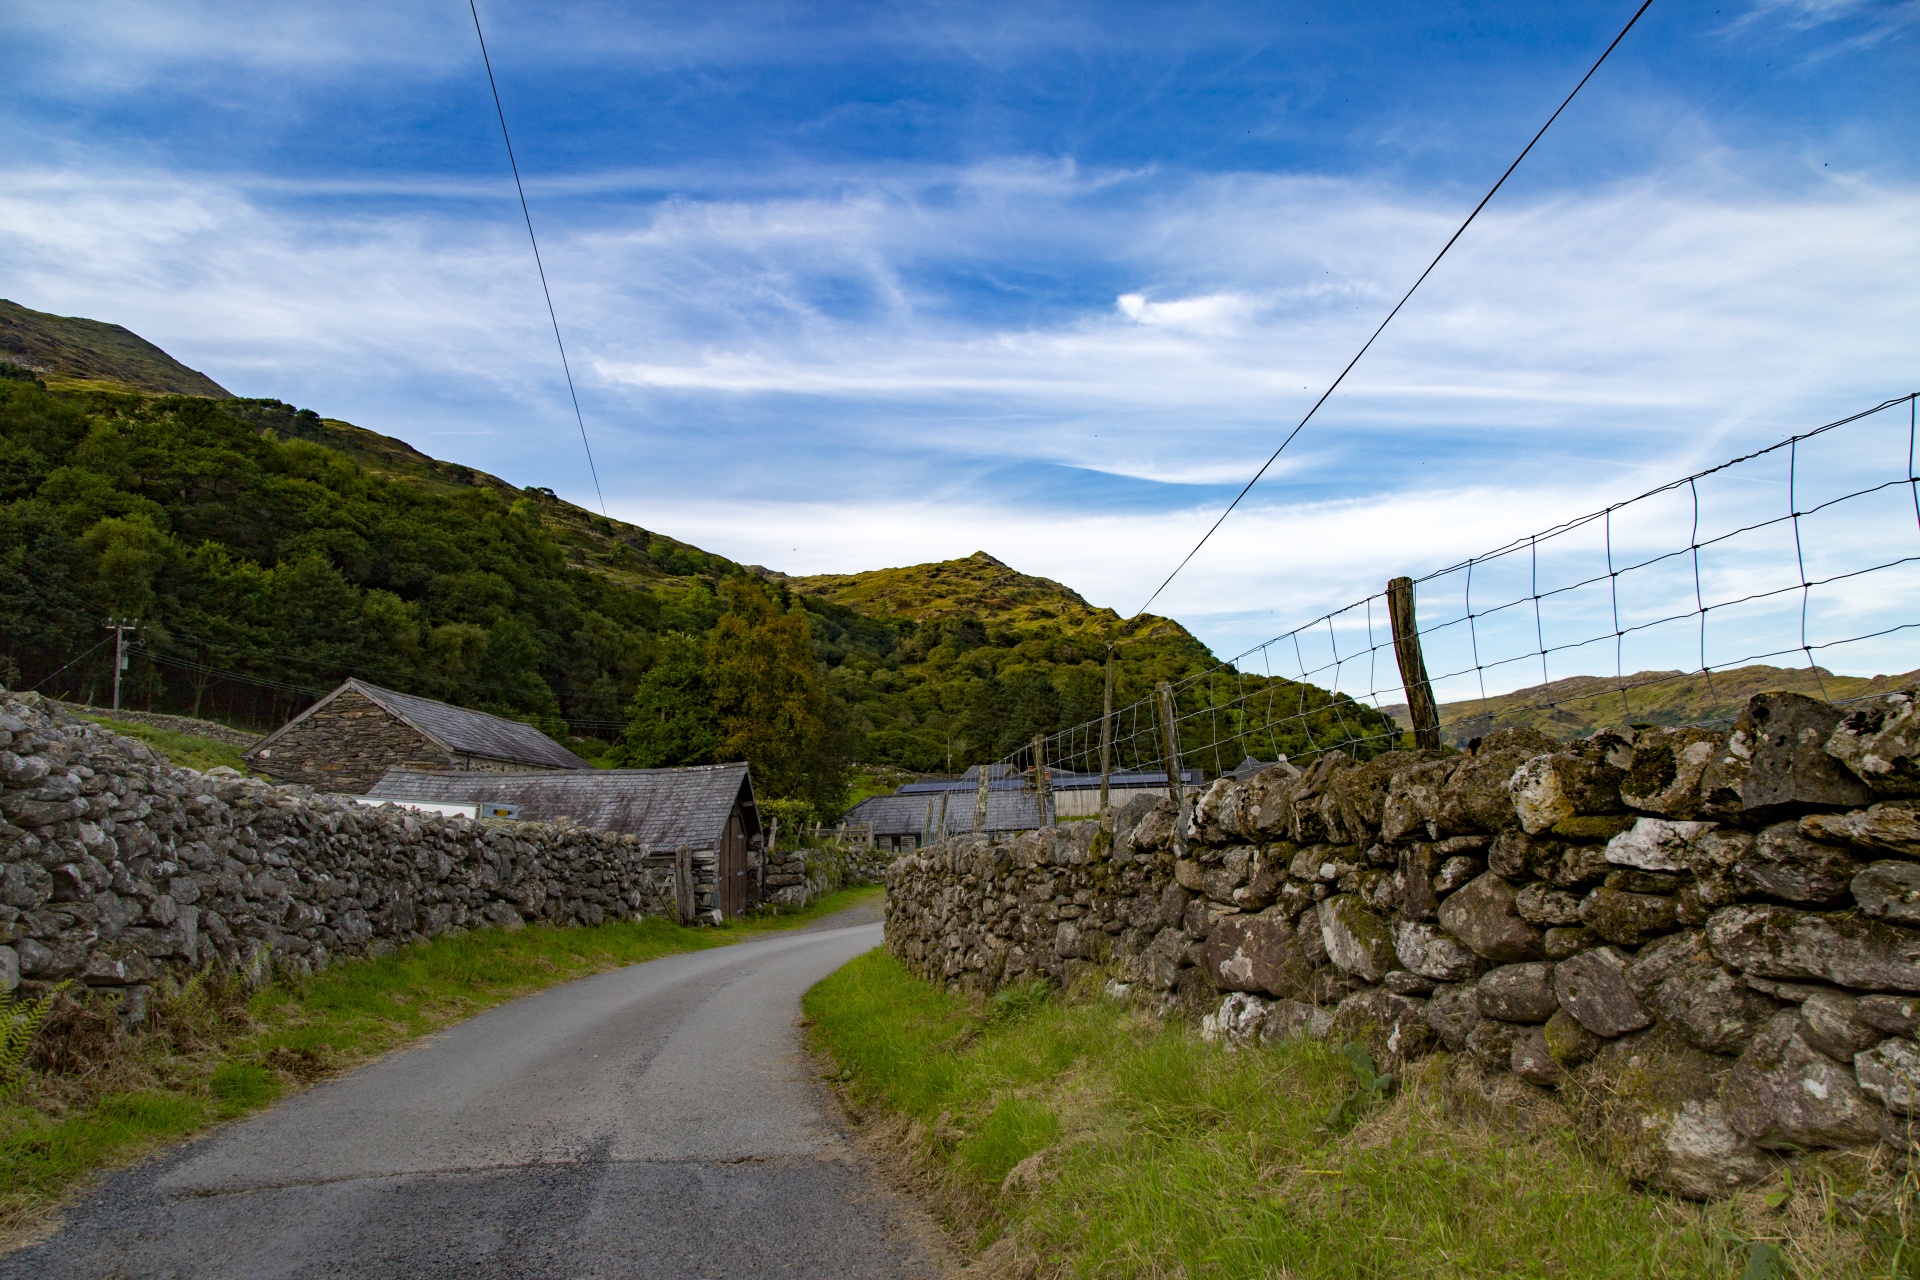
[105,618,138,712]
[1098,644,1116,813]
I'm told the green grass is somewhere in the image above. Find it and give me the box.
[1,886,880,1241]
[805,950,1903,1280]
[71,714,249,774]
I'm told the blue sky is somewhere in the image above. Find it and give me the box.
[4,0,1917,689]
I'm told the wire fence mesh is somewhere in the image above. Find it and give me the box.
[1002,391,1920,790]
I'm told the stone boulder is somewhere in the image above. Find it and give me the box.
[1434,728,1559,835]
[1466,1017,1526,1069]
[1825,692,1920,796]
[1423,980,1482,1050]
[1626,930,1777,1055]
[1605,817,1718,873]
[1332,986,1433,1063]
[1327,750,1438,844]
[1578,887,1679,946]
[1543,1008,1601,1066]
[1735,822,1859,905]
[1393,919,1480,981]
[1554,945,1653,1038]
[1855,1038,1920,1114]
[1619,727,1723,819]
[1853,861,1920,926]
[1200,991,1273,1047]
[1515,882,1583,926]
[1645,1101,1773,1201]
[1723,1011,1885,1149]
[1381,758,1454,843]
[1797,990,1882,1061]
[1510,751,1626,835]
[1477,962,1559,1023]
[1438,872,1544,962]
[1705,903,1920,992]
[1318,895,1397,983]
[1716,692,1875,818]
[1511,1026,1564,1087]
[1801,801,1920,857]
[1203,911,1307,997]
[1265,998,1334,1042]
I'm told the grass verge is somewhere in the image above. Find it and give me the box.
[804,949,1916,1280]
[68,714,249,774]
[1,884,881,1245]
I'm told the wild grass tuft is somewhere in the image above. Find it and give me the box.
[805,949,1906,1279]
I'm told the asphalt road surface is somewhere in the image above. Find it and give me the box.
[5,906,950,1280]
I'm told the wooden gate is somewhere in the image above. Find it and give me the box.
[718,811,751,918]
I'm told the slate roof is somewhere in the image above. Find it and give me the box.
[249,678,587,771]
[845,789,1051,837]
[365,763,757,852]
[894,768,1200,794]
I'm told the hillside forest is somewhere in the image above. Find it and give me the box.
[0,349,1392,816]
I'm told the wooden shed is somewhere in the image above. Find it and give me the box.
[244,678,588,795]
[366,763,764,918]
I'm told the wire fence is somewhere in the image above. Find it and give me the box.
[1003,391,1920,787]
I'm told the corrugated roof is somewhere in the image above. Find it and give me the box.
[248,678,587,771]
[366,763,756,851]
[896,768,1199,794]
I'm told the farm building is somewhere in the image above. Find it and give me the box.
[853,765,1208,842]
[243,678,587,795]
[366,763,764,918]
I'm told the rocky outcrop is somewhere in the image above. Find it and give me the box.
[886,687,1920,1200]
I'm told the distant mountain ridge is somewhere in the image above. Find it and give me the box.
[0,299,231,397]
[1382,662,1920,746]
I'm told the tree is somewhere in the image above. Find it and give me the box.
[703,577,848,815]
[616,632,715,767]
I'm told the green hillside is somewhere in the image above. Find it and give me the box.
[783,552,1395,773]
[1383,662,1920,747]
[0,308,1390,808]
[0,299,231,397]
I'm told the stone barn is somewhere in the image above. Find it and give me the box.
[244,678,587,794]
[366,763,765,919]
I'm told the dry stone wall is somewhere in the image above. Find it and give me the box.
[0,691,678,1018]
[886,688,1920,1200]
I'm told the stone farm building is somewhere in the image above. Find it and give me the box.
[367,763,765,918]
[243,678,588,794]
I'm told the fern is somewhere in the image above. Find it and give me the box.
[0,981,68,1101]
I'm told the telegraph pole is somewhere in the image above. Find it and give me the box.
[105,618,138,712]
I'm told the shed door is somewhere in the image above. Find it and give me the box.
[719,810,750,918]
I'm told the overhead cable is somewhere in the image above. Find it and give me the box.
[467,0,609,516]
[1133,0,1658,618]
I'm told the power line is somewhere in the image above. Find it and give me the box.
[466,0,609,516]
[1134,0,1657,619]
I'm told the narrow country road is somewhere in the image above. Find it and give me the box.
[5,907,948,1280]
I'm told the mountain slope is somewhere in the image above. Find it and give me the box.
[1384,662,1920,746]
[1,299,231,397]
[0,309,1393,790]
[782,552,1396,772]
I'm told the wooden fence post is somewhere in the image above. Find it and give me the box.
[673,844,694,925]
[1387,575,1442,752]
[1032,732,1053,827]
[1098,645,1115,813]
[974,764,991,836]
[1155,681,1183,806]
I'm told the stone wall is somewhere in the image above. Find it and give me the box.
[0,691,679,1014]
[886,689,1920,1200]
[62,705,260,751]
[762,840,896,909]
